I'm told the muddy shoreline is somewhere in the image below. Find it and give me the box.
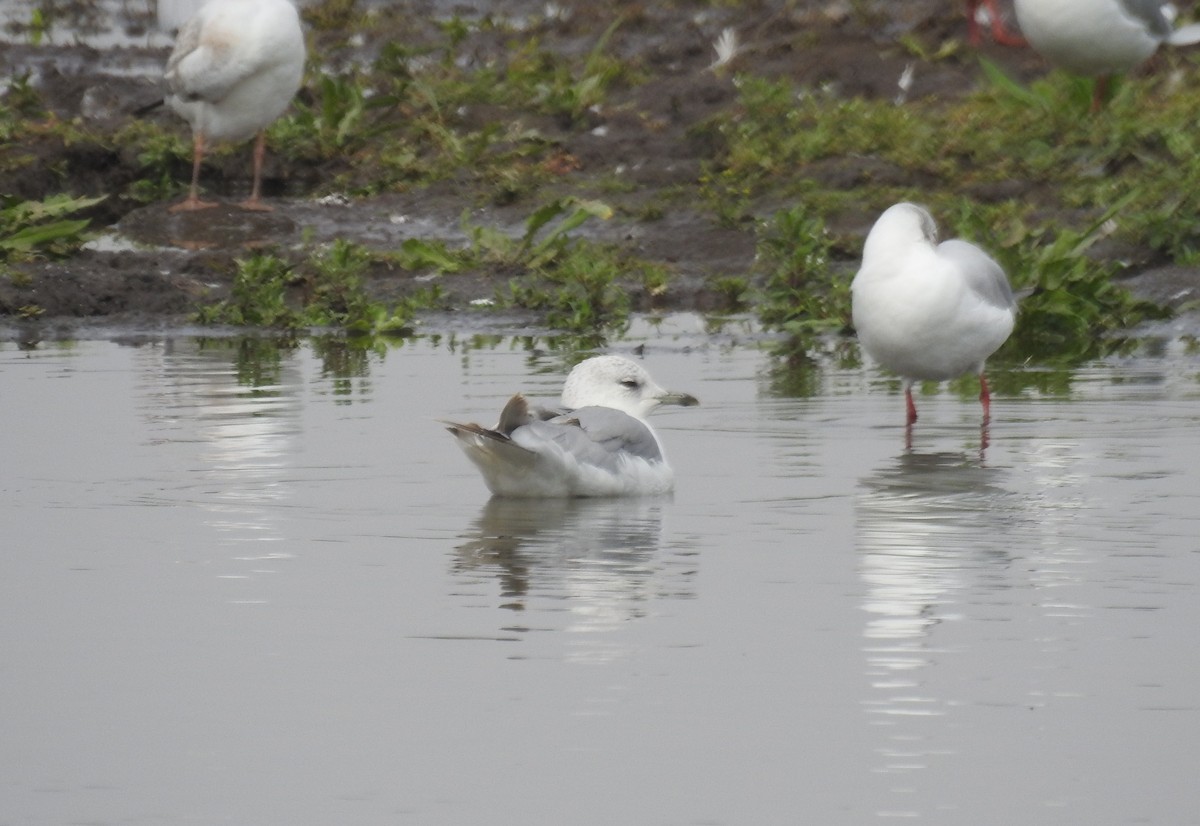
[3,0,1200,342]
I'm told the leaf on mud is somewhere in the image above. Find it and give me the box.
[1,194,106,259]
[396,237,462,273]
[0,218,93,252]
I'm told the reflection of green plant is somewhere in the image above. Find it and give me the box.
[310,334,385,396]
[763,334,861,399]
[231,337,294,387]
[1,193,105,262]
[961,361,1076,399]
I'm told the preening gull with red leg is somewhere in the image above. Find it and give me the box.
[851,203,1017,432]
[163,0,306,212]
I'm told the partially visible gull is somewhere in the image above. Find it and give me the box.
[851,203,1017,427]
[966,0,1027,46]
[163,0,306,212]
[1014,0,1200,108]
[157,0,210,33]
[444,355,699,498]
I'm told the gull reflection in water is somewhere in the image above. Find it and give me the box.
[141,340,302,602]
[453,497,692,663]
[856,450,1017,808]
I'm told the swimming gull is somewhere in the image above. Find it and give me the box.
[443,355,699,498]
[163,0,306,212]
[1014,0,1200,108]
[966,0,1026,46]
[851,203,1017,427]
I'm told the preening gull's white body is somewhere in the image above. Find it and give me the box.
[1014,0,1200,107]
[444,356,699,498]
[164,0,305,211]
[157,0,211,32]
[851,203,1017,427]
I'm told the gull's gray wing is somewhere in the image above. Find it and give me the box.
[562,406,663,462]
[938,238,1017,312]
[1119,0,1172,40]
[504,406,662,472]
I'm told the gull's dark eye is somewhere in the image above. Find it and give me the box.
[620,379,640,389]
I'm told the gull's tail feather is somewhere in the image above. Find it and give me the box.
[442,420,503,442]
[1167,23,1200,46]
[444,421,538,470]
[441,394,532,443]
[442,395,539,474]
[497,394,535,435]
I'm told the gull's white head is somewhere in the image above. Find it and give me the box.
[559,355,698,419]
[862,202,939,263]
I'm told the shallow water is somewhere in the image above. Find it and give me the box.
[3,317,1199,825]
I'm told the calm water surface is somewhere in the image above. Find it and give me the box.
[2,317,1199,825]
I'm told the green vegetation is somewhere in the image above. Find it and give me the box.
[7,1,1200,360]
[1,194,104,263]
[395,197,660,336]
[949,196,1168,363]
[754,204,846,335]
[267,12,638,200]
[727,62,1196,361]
[196,239,419,335]
[499,242,632,332]
[117,121,192,204]
[702,60,1200,264]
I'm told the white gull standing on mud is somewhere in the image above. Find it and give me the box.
[851,203,1017,429]
[1014,0,1200,108]
[443,356,699,498]
[163,0,306,212]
